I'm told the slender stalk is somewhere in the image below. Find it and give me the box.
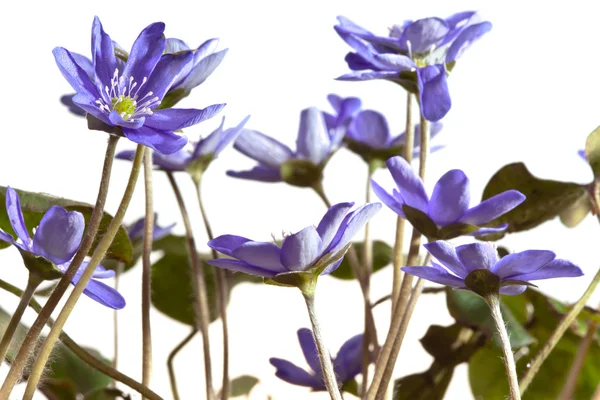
[20,144,145,400]
[520,266,600,394]
[593,380,600,400]
[0,278,164,400]
[142,149,155,394]
[193,177,230,400]
[486,294,521,400]
[0,274,42,362]
[0,135,119,397]
[168,329,198,400]
[112,262,124,371]
[557,320,598,400]
[303,293,343,400]
[166,172,215,400]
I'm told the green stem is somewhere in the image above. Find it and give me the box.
[193,177,230,400]
[0,273,41,362]
[21,144,145,400]
[112,262,123,372]
[0,278,164,400]
[142,149,155,394]
[0,135,119,398]
[520,266,600,394]
[168,329,198,400]
[486,294,521,400]
[166,172,215,400]
[303,293,343,400]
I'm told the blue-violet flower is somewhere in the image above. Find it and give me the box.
[322,94,362,148]
[127,213,175,242]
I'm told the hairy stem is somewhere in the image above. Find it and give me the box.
[166,172,215,400]
[0,135,119,397]
[21,144,145,400]
[193,177,230,400]
[142,149,155,395]
[303,293,343,400]
[558,319,598,400]
[168,329,198,400]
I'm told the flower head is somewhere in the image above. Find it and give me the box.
[372,156,525,239]
[269,328,366,391]
[53,17,225,154]
[0,187,125,309]
[227,107,335,187]
[206,202,380,286]
[322,94,362,148]
[335,13,492,121]
[403,241,583,296]
[127,213,175,242]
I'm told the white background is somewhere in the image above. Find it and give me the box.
[1,0,600,399]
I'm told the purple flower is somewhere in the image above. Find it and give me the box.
[322,94,362,148]
[227,107,334,186]
[0,187,125,309]
[53,17,225,154]
[116,116,249,173]
[403,241,583,296]
[127,214,175,242]
[372,156,525,239]
[206,202,381,281]
[270,328,365,391]
[335,13,492,121]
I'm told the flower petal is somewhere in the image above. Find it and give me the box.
[347,110,390,148]
[233,129,294,168]
[455,243,498,272]
[418,65,451,122]
[280,226,323,271]
[296,107,331,164]
[334,334,363,382]
[398,18,449,54]
[401,264,465,288]
[207,234,252,257]
[181,49,228,92]
[491,250,556,279]
[446,21,492,62]
[459,190,525,226]
[109,110,145,129]
[321,258,344,275]
[297,328,322,375]
[144,104,226,131]
[226,166,281,182]
[70,53,94,78]
[152,149,192,171]
[326,203,381,255]
[316,202,354,249]
[371,179,405,217]
[122,22,166,87]
[5,187,31,245]
[385,156,429,212]
[423,241,468,278]
[32,206,84,265]
[232,242,286,273]
[336,70,401,81]
[144,51,195,100]
[122,126,188,155]
[206,258,280,277]
[71,274,126,309]
[508,259,583,282]
[165,38,190,53]
[467,225,509,236]
[499,285,527,296]
[213,115,251,155]
[91,17,117,94]
[0,230,16,246]
[371,53,415,71]
[53,47,98,97]
[71,92,112,125]
[427,169,470,226]
[269,358,324,389]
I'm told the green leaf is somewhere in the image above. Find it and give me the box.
[402,205,438,239]
[559,191,591,227]
[0,186,132,263]
[585,125,600,177]
[219,375,259,398]
[341,379,359,396]
[393,368,453,400]
[330,240,393,280]
[446,289,535,349]
[479,163,587,239]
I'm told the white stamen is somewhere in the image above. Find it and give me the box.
[95,71,159,121]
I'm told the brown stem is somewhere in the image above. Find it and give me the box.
[558,320,598,400]
[168,329,198,400]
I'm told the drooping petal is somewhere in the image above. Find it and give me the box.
[499,285,527,296]
[508,259,583,282]
[91,17,117,94]
[459,190,525,226]
[233,129,294,168]
[455,243,498,272]
[269,358,324,389]
[423,241,468,278]
[316,202,354,249]
[144,105,226,131]
[297,328,322,375]
[108,110,146,129]
[122,125,188,155]
[280,226,323,271]
[397,18,449,54]
[334,334,363,382]
[385,156,429,212]
[446,21,492,62]
[207,258,280,277]
[226,166,282,182]
[326,203,382,255]
[144,51,195,100]
[491,250,556,279]
[296,107,332,165]
[232,242,287,273]
[401,263,465,288]
[418,65,451,122]
[32,206,84,265]
[71,274,126,309]
[181,49,228,92]
[5,187,31,246]
[122,22,166,87]
[427,170,470,226]
[53,47,99,97]
[347,110,390,148]
[213,115,251,155]
[370,180,406,217]
[207,234,252,257]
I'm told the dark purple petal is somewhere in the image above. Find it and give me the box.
[144,51,195,100]
[71,273,126,309]
[499,285,527,296]
[109,110,145,129]
[207,258,280,277]
[507,259,583,282]
[296,107,331,164]
[427,170,470,226]
[398,18,449,54]
[213,115,251,155]
[402,263,465,288]
[233,129,294,168]
[297,328,322,375]
[5,187,30,246]
[334,334,363,382]
[232,242,286,273]
[371,179,405,217]
[165,38,190,53]
[32,206,84,265]
[152,149,192,171]
[269,358,324,389]
[53,47,99,97]
[418,65,451,122]
[423,241,468,278]
[181,49,228,92]
[122,22,166,87]
[491,250,556,279]
[326,203,381,255]
[336,70,400,81]
[446,22,492,62]
[207,234,252,257]
[316,202,354,250]
[347,110,390,148]
[91,17,117,94]
[144,104,225,131]
[455,243,498,272]
[280,226,323,271]
[343,52,379,72]
[385,156,429,212]
[459,190,525,226]
[226,166,282,182]
[122,125,188,155]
